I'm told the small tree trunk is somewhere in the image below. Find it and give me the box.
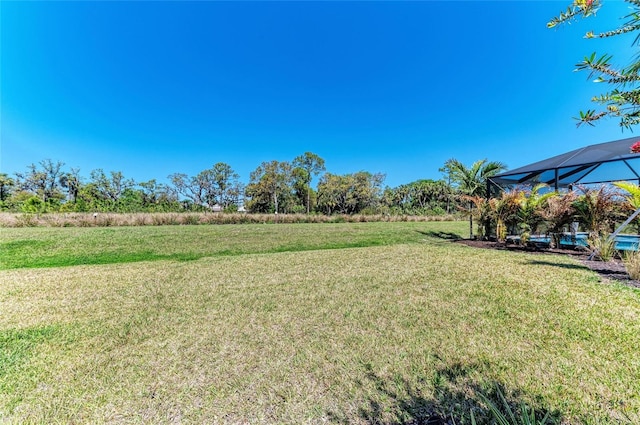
[469,201,473,239]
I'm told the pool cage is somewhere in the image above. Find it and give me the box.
[488,136,640,195]
[486,136,640,250]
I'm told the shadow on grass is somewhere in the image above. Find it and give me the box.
[327,360,562,424]
[416,230,462,241]
[525,260,591,271]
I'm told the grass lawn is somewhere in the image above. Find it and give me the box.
[1,221,639,423]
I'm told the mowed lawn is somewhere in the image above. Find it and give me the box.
[1,221,639,424]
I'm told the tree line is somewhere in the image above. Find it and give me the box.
[0,154,503,216]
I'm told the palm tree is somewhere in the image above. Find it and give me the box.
[519,183,554,235]
[614,181,640,210]
[613,181,640,234]
[445,158,507,238]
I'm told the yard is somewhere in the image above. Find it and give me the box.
[1,221,639,423]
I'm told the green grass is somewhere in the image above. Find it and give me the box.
[0,325,60,382]
[0,221,464,270]
[0,221,639,423]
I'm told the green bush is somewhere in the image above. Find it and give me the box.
[223,204,238,213]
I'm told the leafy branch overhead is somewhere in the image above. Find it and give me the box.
[549,0,640,129]
[547,0,601,29]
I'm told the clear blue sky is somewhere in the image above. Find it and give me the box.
[1,1,636,188]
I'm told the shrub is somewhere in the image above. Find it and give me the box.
[588,234,616,262]
[623,250,640,280]
[573,185,622,236]
[224,204,239,213]
[519,223,531,246]
[497,219,510,242]
[538,192,577,247]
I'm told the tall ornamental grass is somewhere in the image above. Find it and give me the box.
[0,212,460,228]
[623,250,640,280]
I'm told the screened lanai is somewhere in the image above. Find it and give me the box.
[489,136,640,193]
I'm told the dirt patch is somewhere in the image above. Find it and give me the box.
[456,239,640,289]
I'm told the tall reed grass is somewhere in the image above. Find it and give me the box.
[0,212,460,228]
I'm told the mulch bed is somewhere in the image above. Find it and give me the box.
[456,239,640,289]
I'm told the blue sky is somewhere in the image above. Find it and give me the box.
[1,1,636,188]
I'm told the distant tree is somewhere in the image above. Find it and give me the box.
[292,152,326,214]
[76,182,103,211]
[387,179,452,214]
[317,171,385,215]
[444,158,507,238]
[439,163,455,214]
[382,185,405,214]
[245,160,293,213]
[169,164,242,210]
[15,166,46,200]
[168,172,207,208]
[117,187,145,212]
[317,173,347,215]
[170,170,213,209]
[89,169,134,204]
[15,159,65,204]
[59,168,82,204]
[291,167,310,213]
[156,184,180,211]
[0,173,15,203]
[208,162,244,209]
[139,179,161,207]
[421,180,453,212]
[548,0,640,129]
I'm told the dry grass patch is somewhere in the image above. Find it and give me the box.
[1,229,639,423]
